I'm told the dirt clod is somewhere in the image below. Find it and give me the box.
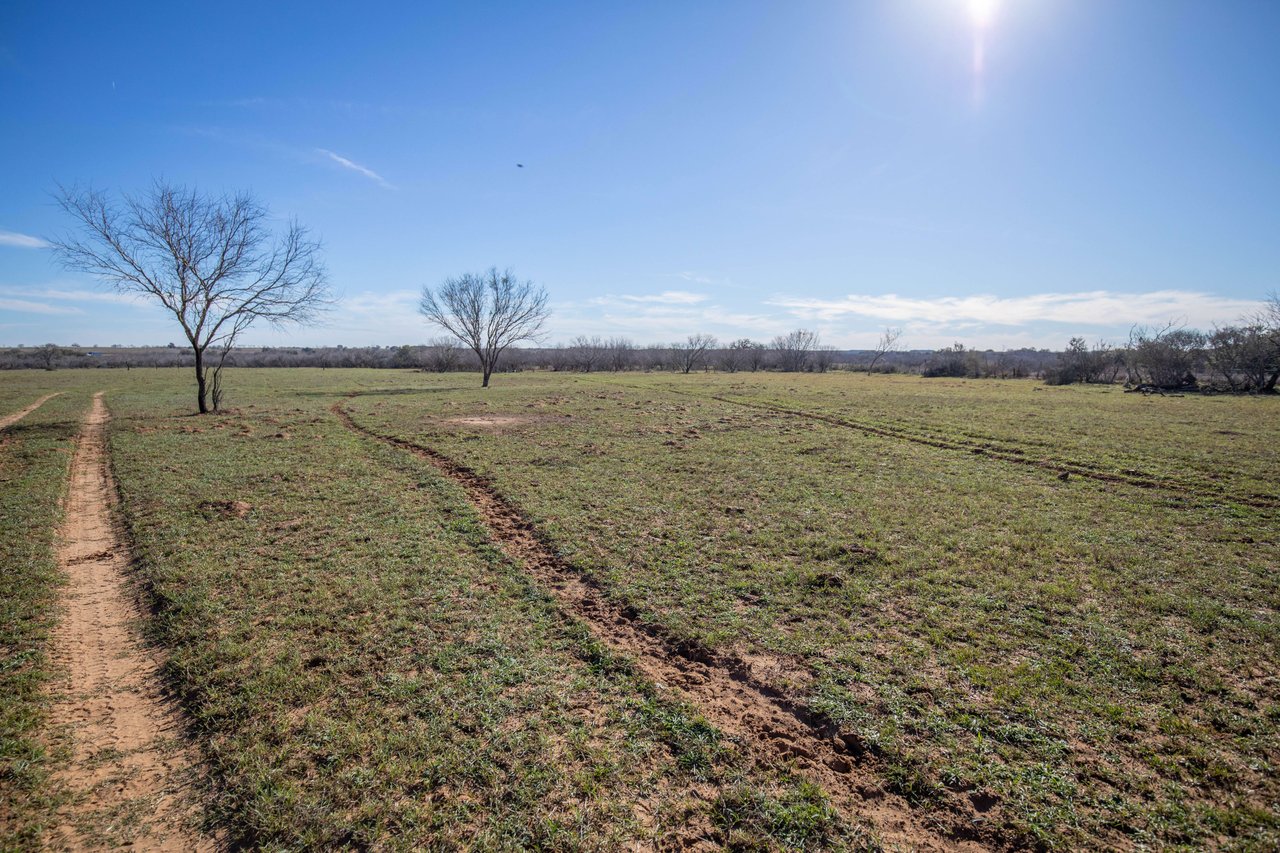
[200,499,252,518]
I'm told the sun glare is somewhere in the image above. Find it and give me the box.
[969,0,999,29]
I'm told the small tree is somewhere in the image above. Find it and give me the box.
[719,338,762,373]
[772,329,820,372]
[1252,292,1280,392]
[670,333,717,374]
[1207,325,1279,392]
[567,335,606,372]
[922,342,972,378]
[419,267,549,387]
[1126,324,1205,389]
[53,181,329,413]
[605,337,635,372]
[866,327,902,374]
[425,337,462,372]
[37,343,63,371]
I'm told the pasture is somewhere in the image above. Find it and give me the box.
[1,368,1276,850]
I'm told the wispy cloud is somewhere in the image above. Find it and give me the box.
[592,290,709,306]
[330,289,429,337]
[673,271,714,285]
[0,230,51,249]
[316,149,394,189]
[770,290,1263,329]
[0,285,145,306]
[0,298,83,316]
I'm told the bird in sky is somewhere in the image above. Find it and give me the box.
[516,163,524,168]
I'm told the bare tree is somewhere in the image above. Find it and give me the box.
[420,267,549,387]
[37,343,63,371]
[605,337,635,372]
[1254,292,1280,392]
[670,333,717,374]
[866,327,903,374]
[424,336,462,372]
[568,335,606,372]
[53,181,329,412]
[719,338,759,373]
[813,345,838,373]
[772,328,820,372]
[1206,325,1275,392]
[1125,323,1205,389]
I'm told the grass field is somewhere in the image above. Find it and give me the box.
[2,368,1277,850]
[0,376,97,848]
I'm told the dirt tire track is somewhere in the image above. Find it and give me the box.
[334,404,997,852]
[45,392,210,851]
[0,392,60,430]
[705,393,1279,510]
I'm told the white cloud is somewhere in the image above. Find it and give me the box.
[674,271,713,284]
[316,148,394,189]
[0,285,147,307]
[592,290,709,306]
[0,298,83,315]
[326,289,429,338]
[770,290,1263,329]
[342,288,419,316]
[0,230,51,249]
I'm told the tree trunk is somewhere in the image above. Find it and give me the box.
[194,347,209,413]
[481,367,492,388]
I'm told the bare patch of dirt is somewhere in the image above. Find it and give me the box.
[335,405,992,851]
[199,499,253,519]
[45,393,211,851]
[444,415,537,429]
[0,392,59,430]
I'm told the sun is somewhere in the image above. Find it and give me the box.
[968,0,999,29]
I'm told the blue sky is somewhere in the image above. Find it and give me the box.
[1,0,1276,349]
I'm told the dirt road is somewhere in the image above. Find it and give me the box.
[45,392,209,851]
[0,393,58,430]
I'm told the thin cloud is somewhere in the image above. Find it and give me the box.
[316,148,394,189]
[0,286,146,306]
[0,230,52,249]
[331,289,428,337]
[0,298,83,316]
[592,290,709,306]
[674,271,713,284]
[770,290,1263,329]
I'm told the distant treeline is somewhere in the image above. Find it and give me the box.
[4,322,1277,392]
[0,339,1054,376]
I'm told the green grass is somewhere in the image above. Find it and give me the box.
[0,383,96,848]
[344,369,1280,850]
[99,370,861,850]
[3,366,1276,850]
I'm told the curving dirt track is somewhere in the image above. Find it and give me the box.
[335,403,996,851]
[0,393,59,430]
[44,393,209,851]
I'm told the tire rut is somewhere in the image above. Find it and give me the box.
[0,392,59,430]
[710,391,1278,511]
[45,392,211,851]
[334,403,996,852]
